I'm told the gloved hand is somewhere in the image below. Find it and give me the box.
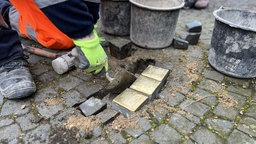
[72,31,108,76]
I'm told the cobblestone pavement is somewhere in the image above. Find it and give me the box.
[1,0,256,143]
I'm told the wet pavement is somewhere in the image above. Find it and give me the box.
[1,0,256,143]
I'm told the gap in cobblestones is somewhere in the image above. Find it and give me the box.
[73,58,156,118]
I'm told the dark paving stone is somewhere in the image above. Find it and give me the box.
[24,124,51,143]
[159,89,185,107]
[190,127,225,144]
[0,124,21,142]
[192,88,217,106]
[30,64,50,76]
[79,97,106,116]
[185,21,202,33]
[173,37,189,50]
[109,131,126,144]
[227,130,256,144]
[96,108,119,124]
[16,113,39,131]
[0,118,14,128]
[227,85,252,97]
[109,37,132,59]
[1,100,30,116]
[151,124,182,144]
[50,108,77,127]
[169,114,196,135]
[213,104,238,120]
[202,69,224,82]
[237,117,256,137]
[76,82,103,98]
[61,90,85,107]
[57,75,83,91]
[34,87,58,103]
[37,102,64,118]
[205,118,233,135]
[179,99,211,117]
[37,70,60,83]
[70,68,91,81]
[27,54,45,65]
[198,79,222,93]
[129,135,151,144]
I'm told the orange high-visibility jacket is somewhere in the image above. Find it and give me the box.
[9,0,74,49]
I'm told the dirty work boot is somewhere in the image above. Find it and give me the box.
[194,0,209,9]
[0,59,36,99]
[73,31,108,76]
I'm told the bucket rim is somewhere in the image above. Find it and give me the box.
[213,7,256,32]
[129,0,185,11]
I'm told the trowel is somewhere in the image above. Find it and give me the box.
[92,69,137,99]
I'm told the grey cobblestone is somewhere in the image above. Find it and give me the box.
[205,118,233,135]
[23,124,51,143]
[159,89,185,107]
[227,85,252,97]
[246,104,256,118]
[34,87,58,103]
[76,82,103,98]
[179,99,211,117]
[37,102,64,118]
[225,77,250,88]
[109,131,126,144]
[57,75,83,91]
[237,117,256,137]
[129,135,151,144]
[0,93,4,105]
[198,79,222,93]
[50,108,77,127]
[150,124,183,144]
[169,114,196,135]
[61,90,85,107]
[0,124,21,142]
[213,104,239,120]
[227,130,256,144]
[202,69,224,82]
[96,108,119,124]
[79,97,106,116]
[1,100,30,116]
[37,70,60,83]
[0,118,14,128]
[191,88,217,106]
[30,64,50,76]
[16,113,39,131]
[190,127,225,144]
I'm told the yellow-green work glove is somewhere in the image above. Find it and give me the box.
[73,32,108,76]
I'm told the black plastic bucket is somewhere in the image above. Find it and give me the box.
[130,0,184,49]
[100,0,131,36]
[208,8,256,78]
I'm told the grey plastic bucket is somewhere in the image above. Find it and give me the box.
[100,0,131,36]
[130,0,184,49]
[208,8,256,78]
